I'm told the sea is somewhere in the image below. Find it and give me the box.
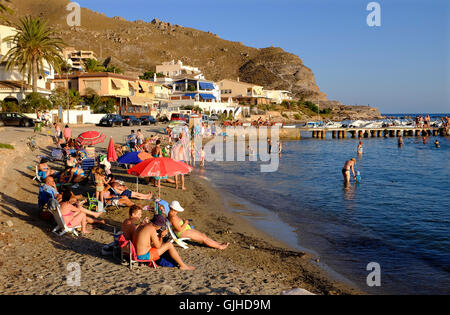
[201,120,450,294]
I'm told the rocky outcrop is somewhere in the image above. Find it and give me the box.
[239,47,327,101]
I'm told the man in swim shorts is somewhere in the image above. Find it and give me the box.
[133,214,195,270]
[111,182,152,200]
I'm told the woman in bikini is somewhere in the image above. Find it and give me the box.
[38,158,55,179]
[60,190,105,234]
[168,201,229,250]
[342,158,357,183]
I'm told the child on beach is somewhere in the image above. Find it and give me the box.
[94,167,110,205]
[200,146,205,167]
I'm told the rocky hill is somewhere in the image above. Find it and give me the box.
[5,0,328,101]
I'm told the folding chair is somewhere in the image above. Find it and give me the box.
[154,199,190,249]
[33,165,42,183]
[47,198,81,237]
[117,234,157,270]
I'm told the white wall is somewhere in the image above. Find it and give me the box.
[25,110,106,125]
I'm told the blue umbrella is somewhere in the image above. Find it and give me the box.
[117,151,153,191]
[117,151,143,164]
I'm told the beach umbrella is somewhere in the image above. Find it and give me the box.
[117,151,152,164]
[76,131,106,146]
[107,137,118,162]
[127,157,193,197]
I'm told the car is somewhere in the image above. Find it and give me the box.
[99,114,123,127]
[201,114,210,122]
[182,114,190,123]
[0,112,35,127]
[139,115,157,125]
[209,114,219,121]
[122,115,141,126]
[170,113,187,122]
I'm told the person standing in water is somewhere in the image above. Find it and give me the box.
[357,141,363,155]
[434,140,440,148]
[342,158,357,183]
[398,136,404,146]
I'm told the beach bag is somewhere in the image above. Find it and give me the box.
[155,252,177,268]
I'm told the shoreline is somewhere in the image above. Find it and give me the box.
[0,128,363,295]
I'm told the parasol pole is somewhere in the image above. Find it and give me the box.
[136,176,139,193]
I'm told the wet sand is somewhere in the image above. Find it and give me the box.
[0,128,363,295]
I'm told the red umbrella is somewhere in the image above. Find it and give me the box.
[107,137,118,162]
[127,157,193,197]
[76,131,106,146]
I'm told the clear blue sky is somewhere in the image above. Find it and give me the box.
[76,0,449,113]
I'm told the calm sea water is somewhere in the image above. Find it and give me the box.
[204,134,450,294]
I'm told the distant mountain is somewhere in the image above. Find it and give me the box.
[5,0,329,102]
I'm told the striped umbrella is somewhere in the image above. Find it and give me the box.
[76,131,106,146]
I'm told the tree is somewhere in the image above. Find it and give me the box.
[139,71,165,80]
[50,87,81,110]
[3,16,65,93]
[20,92,52,113]
[83,89,116,114]
[84,58,105,72]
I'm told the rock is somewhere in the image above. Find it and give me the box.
[90,289,96,295]
[249,245,255,250]
[228,286,241,294]
[5,220,13,227]
[281,288,315,295]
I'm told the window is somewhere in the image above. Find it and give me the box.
[129,87,135,96]
[84,80,101,91]
[148,86,153,93]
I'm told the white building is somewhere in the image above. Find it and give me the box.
[156,60,205,79]
[0,24,55,102]
[264,90,293,104]
[168,77,239,117]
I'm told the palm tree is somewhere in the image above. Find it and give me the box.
[2,16,65,93]
[0,0,12,15]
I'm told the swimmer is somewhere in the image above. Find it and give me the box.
[398,136,404,146]
[434,140,440,148]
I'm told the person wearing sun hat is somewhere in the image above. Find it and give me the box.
[133,214,195,270]
[168,201,230,250]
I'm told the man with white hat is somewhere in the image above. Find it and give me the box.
[168,201,229,250]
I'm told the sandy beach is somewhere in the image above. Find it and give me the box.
[0,126,362,295]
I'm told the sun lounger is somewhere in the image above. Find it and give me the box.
[117,234,157,270]
[47,198,81,237]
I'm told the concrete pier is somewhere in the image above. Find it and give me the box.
[299,127,449,139]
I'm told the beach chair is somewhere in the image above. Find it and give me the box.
[154,199,190,249]
[33,165,42,183]
[81,158,96,181]
[86,193,106,213]
[117,234,157,270]
[47,198,81,237]
[38,184,57,211]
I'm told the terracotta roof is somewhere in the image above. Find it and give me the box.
[0,81,51,93]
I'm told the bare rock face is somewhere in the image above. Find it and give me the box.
[239,47,327,101]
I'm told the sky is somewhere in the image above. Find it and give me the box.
[75,0,449,113]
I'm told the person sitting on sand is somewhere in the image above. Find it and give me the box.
[168,201,229,250]
[60,190,105,234]
[133,214,195,270]
[110,181,152,201]
[43,176,62,202]
[38,158,55,180]
[342,158,357,183]
[121,205,149,241]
